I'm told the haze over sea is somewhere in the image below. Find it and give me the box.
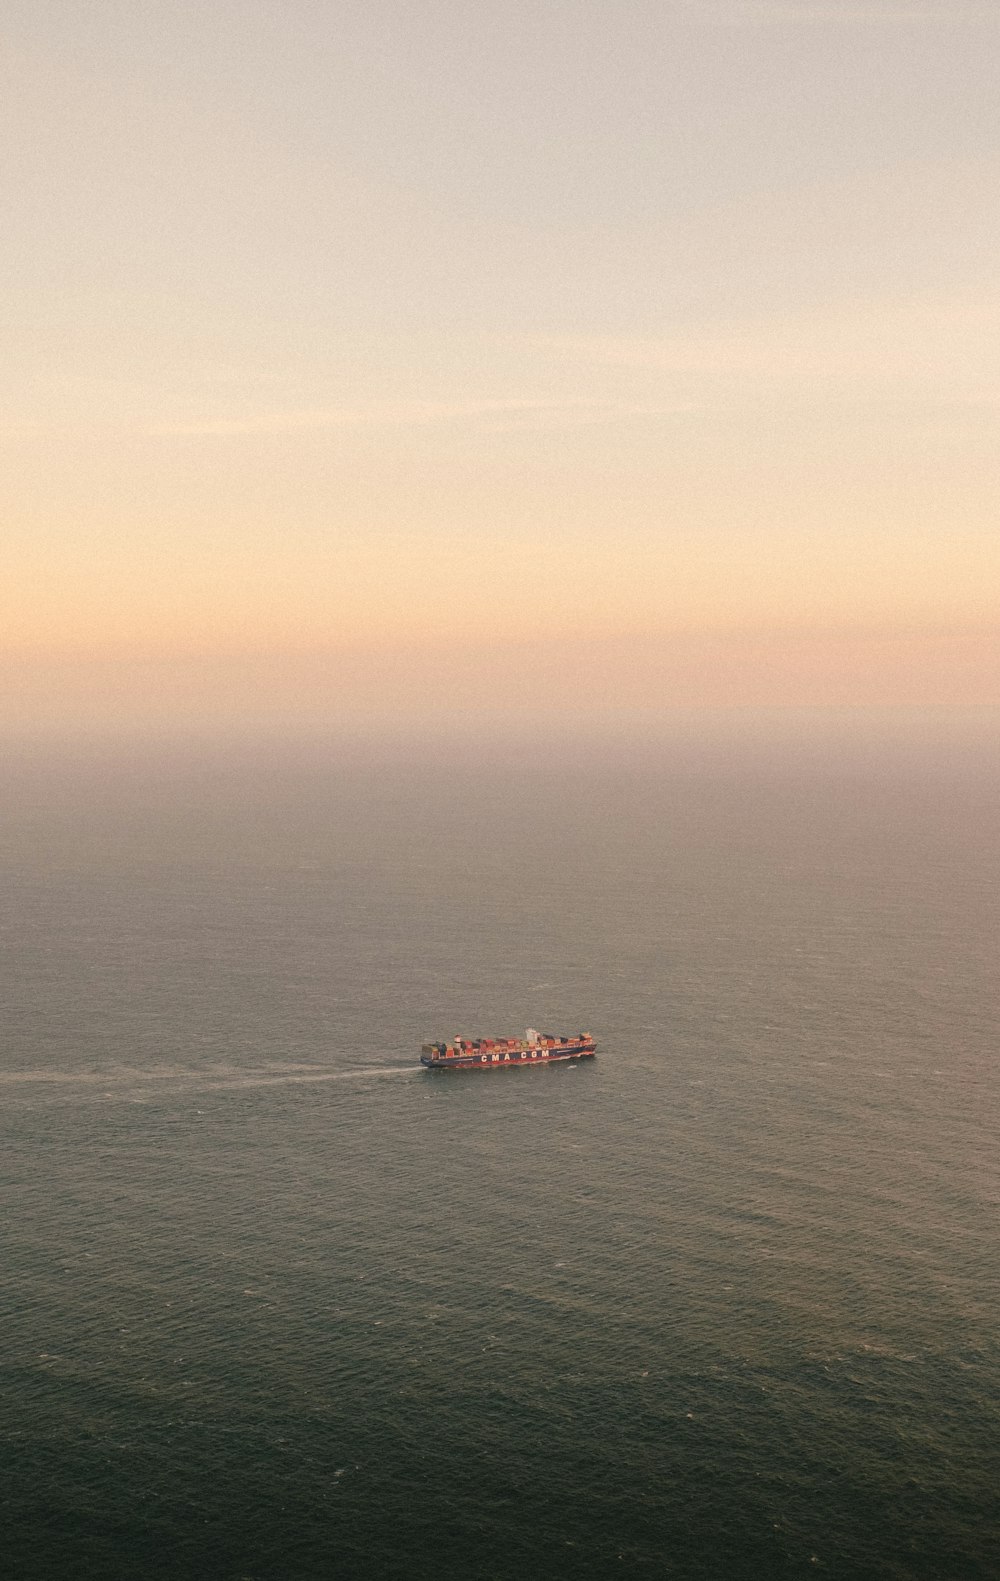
[3,714,998,1580]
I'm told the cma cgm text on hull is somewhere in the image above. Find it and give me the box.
[420,1030,596,1070]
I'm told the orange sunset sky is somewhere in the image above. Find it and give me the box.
[3,1,998,728]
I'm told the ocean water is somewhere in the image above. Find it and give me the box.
[2,722,998,1580]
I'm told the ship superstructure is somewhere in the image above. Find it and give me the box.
[420,1029,596,1070]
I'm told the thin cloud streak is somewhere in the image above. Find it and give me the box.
[542,294,1000,399]
[150,399,688,438]
[691,1,998,23]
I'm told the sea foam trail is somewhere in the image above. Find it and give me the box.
[0,1065,418,1089]
[205,1067,418,1088]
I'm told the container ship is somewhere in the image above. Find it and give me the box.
[420,1029,596,1070]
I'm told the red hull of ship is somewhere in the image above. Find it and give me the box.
[420,1037,596,1070]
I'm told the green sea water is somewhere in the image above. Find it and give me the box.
[2,724,998,1579]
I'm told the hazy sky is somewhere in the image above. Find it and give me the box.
[3,0,998,725]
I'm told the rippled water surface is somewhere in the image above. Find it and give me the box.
[2,725,998,1579]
